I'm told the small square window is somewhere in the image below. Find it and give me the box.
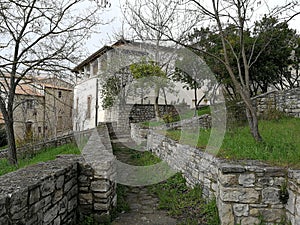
[58,91,62,98]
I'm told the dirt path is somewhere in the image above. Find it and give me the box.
[110,134,178,225]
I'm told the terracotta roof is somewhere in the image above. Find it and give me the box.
[72,39,131,72]
[15,84,43,97]
[0,113,4,124]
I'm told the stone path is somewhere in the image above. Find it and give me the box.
[110,133,178,225]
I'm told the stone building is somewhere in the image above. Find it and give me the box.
[0,76,73,142]
[72,39,205,131]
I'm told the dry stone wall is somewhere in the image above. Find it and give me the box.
[0,155,80,225]
[147,131,299,225]
[253,88,300,118]
[0,133,74,159]
[0,125,116,225]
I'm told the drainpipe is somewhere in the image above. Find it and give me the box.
[95,78,99,127]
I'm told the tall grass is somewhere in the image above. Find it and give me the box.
[0,143,80,176]
[165,117,300,168]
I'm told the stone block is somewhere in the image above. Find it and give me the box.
[249,208,285,222]
[29,187,40,205]
[53,216,61,225]
[58,196,68,214]
[220,187,260,203]
[219,174,238,187]
[53,189,63,204]
[262,187,280,204]
[67,185,78,199]
[43,205,59,224]
[286,190,295,214]
[67,196,77,213]
[94,202,109,211]
[240,216,260,225]
[233,204,249,217]
[220,164,246,174]
[257,177,274,186]
[239,174,255,187]
[79,193,93,205]
[295,196,300,216]
[41,178,55,197]
[218,201,234,225]
[56,175,65,189]
[64,177,77,193]
[91,180,110,193]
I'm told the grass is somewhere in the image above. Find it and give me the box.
[164,117,300,168]
[0,143,80,176]
[148,173,220,225]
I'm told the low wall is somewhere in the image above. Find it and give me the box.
[147,131,300,225]
[131,114,212,145]
[0,125,116,225]
[253,88,300,118]
[0,133,75,159]
[0,155,80,225]
[227,88,300,124]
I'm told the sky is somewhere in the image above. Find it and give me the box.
[85,0,300,54]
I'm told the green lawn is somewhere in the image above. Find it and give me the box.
[164,117,300,168]
[0,143,80,176]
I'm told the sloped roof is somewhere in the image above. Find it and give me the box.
[0,113,4,124]
[15,84,43,97]
[72,39,131,72]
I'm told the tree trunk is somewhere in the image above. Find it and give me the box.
[193,82,198,117]
[245,107,262,142]
[5,115,18,165]
[154,87,160,121]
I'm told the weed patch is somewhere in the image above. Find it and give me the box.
[0,143,80,176]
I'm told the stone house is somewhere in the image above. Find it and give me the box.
[0,76,73,142]
[72,39,205,131]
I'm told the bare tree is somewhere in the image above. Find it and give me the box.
[124,0,299,142]
[0,0,110,165]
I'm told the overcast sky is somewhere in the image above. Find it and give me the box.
[85,0,300,53]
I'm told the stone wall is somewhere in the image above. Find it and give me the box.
[130,114,212,145]
[286,170,300,224]
[0,133,75,159]
[104,103,187,132]
[0,125,116,225]
[227,88,300,124]
[129,104,182,123]
[147,131,299,225]
[253,88,300,118]
[0,155,80,225]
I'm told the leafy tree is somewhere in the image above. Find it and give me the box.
[124,0,300,142]
[0,0,109,165]
[130,60,167,120]
[251,16,299,93]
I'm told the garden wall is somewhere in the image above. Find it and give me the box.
[0,125,116,225]
[130,114,212,145]
[104,103,189,132]
[147,131,300,225]
[0,133,75,159]
[253,88,300,118]
[228,88,300,124]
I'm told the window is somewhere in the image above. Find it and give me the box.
[26,99,34,109]
[58,91,62,98]
[38,126,42,133]
[76,97,79,116]
[86,96,92,119]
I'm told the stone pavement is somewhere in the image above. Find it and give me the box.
[110,133,178,225]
